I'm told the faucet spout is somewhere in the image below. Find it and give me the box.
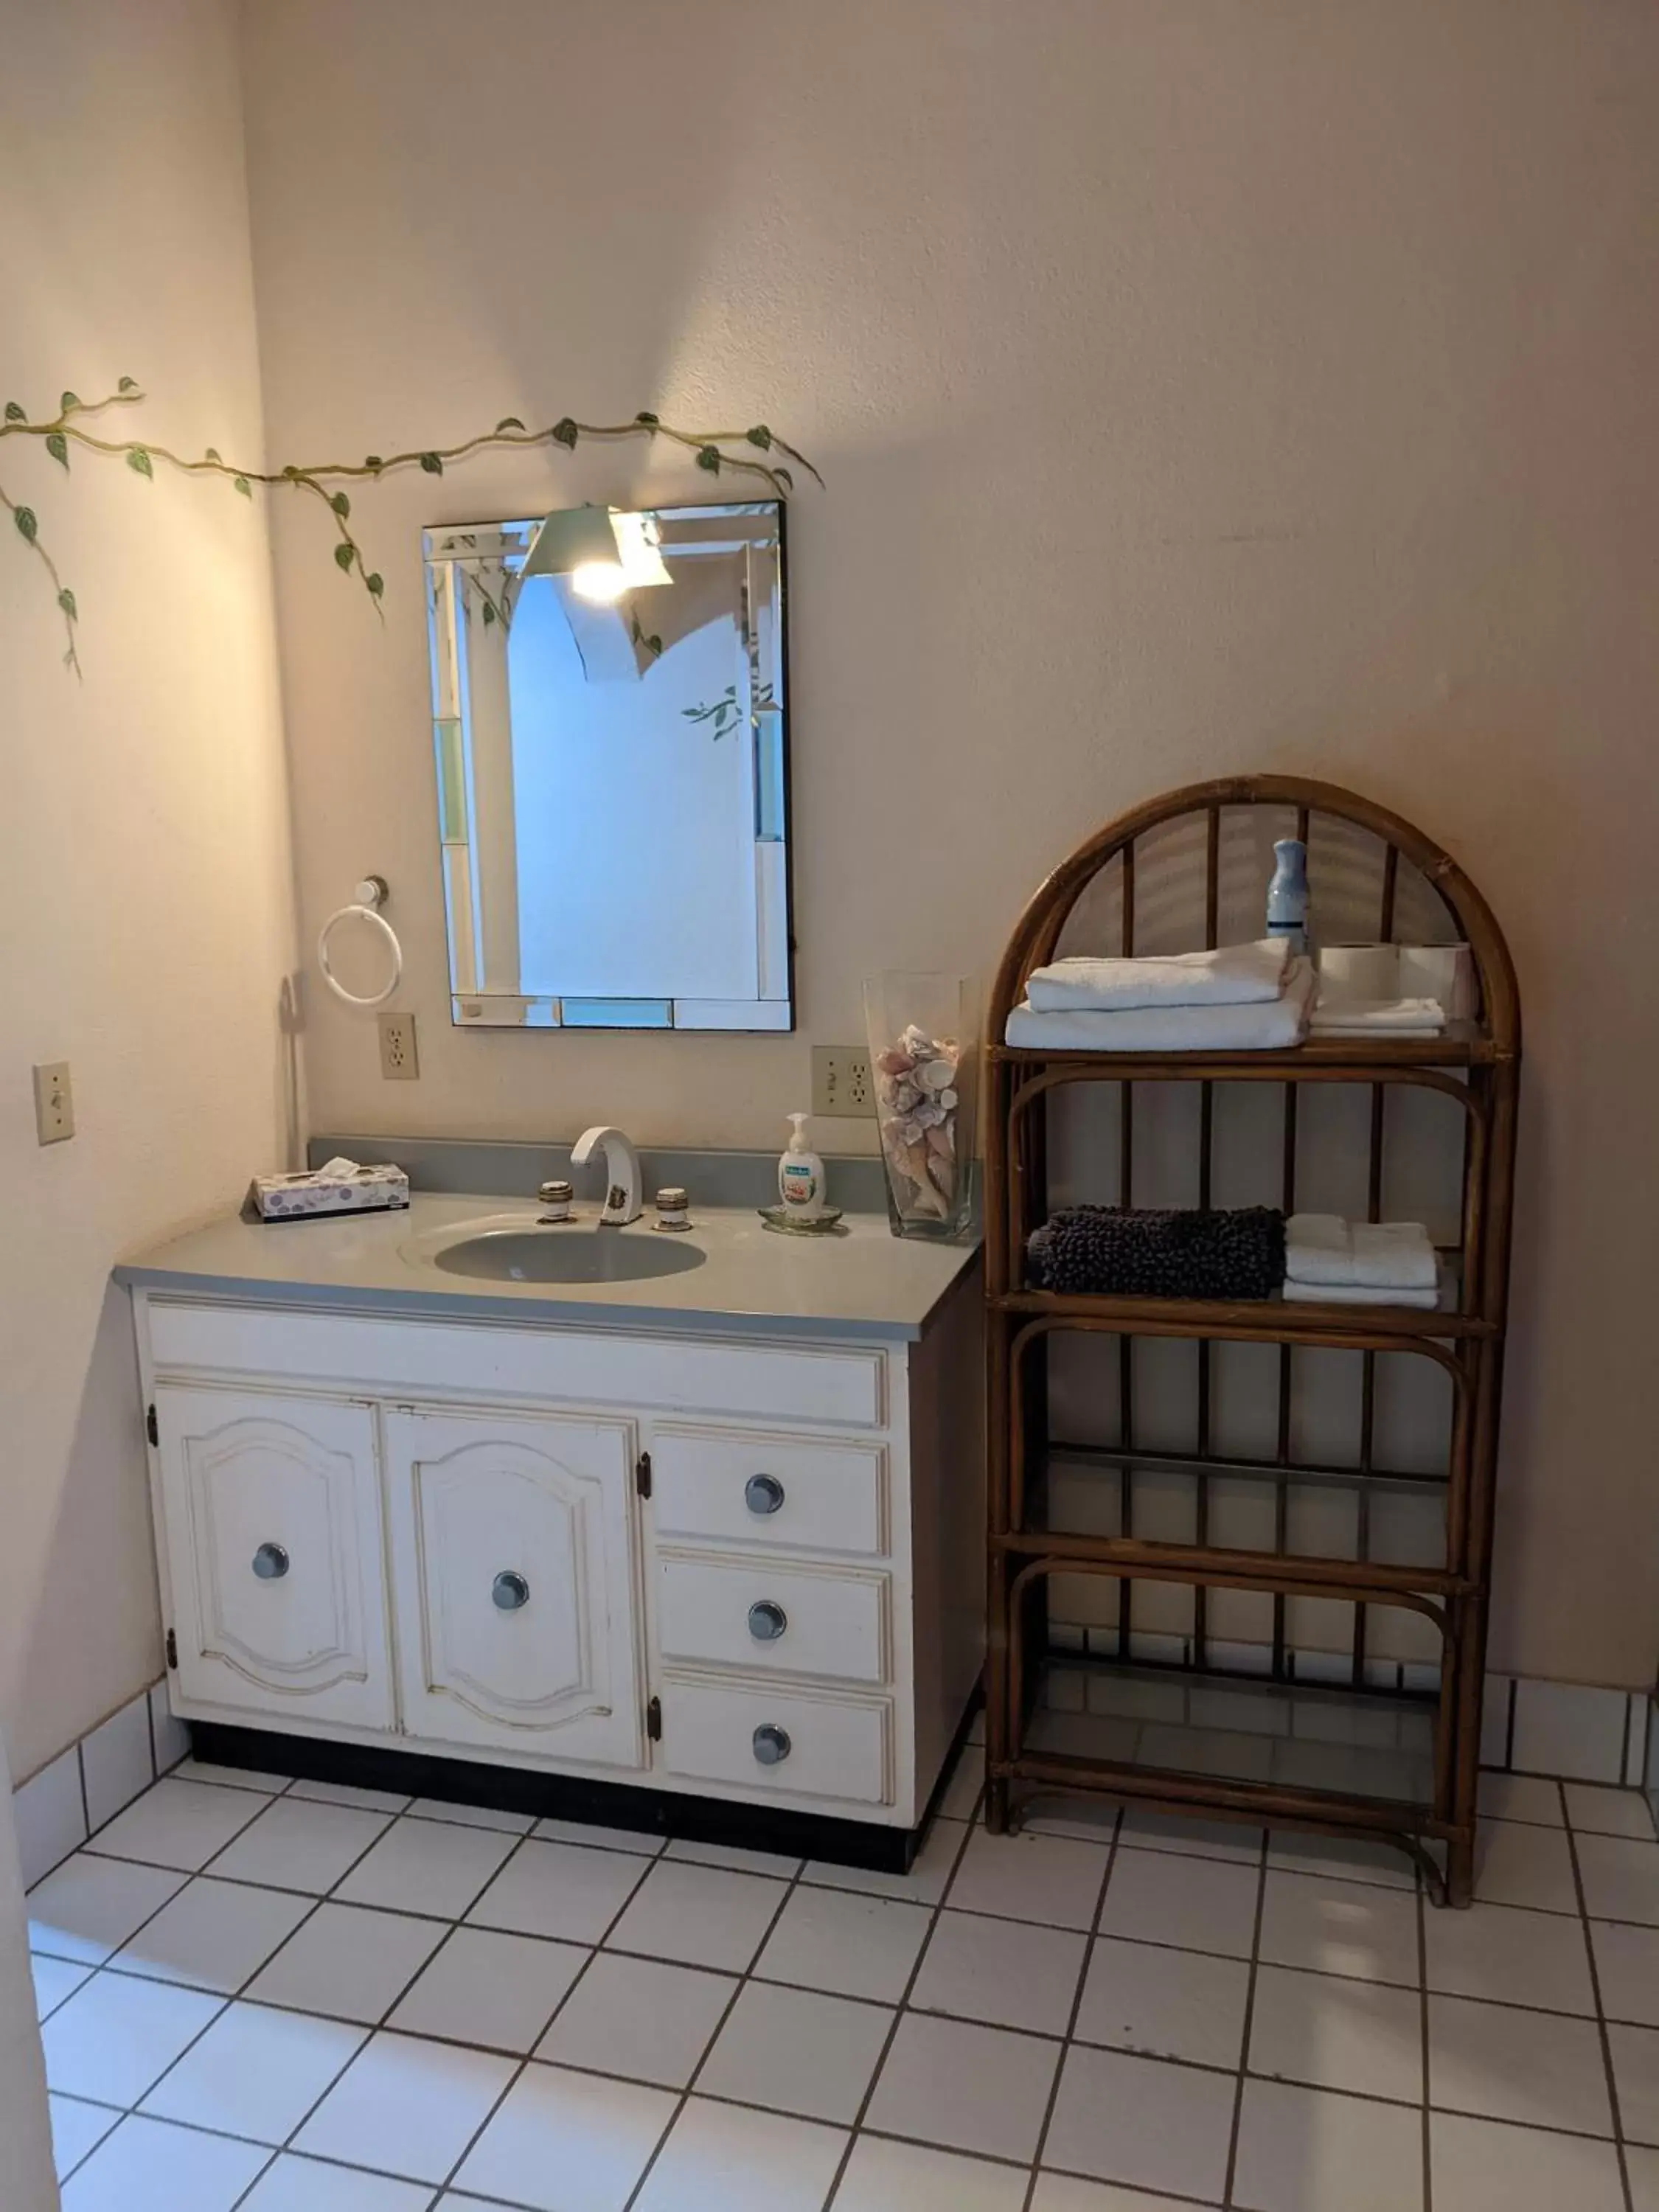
[570,1125,644,1226]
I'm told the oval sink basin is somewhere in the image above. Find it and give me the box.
[430,1229,707,1285]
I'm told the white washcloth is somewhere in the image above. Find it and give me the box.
[1283,1279,1441,1310]
[1286,1214,1439,1290]
[1026,937,1290,1014]
[1006,958,1315,1052]
[1310,994,1445,1034]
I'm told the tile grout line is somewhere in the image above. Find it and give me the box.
[1018,1800,1123,2212]
[813,1786,984,2209]
[1220,1826,1270,2211]
[1563,1778,1637,2212]
[616,1841,820,2211]
[84,1776,413,2202]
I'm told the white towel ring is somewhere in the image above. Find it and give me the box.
[319,876,403,1009]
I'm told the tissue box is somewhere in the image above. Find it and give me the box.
[248,1161,410,1222]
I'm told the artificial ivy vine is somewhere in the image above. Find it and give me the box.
[0,381,818,675]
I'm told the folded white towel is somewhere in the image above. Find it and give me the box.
[1026,938,1290,1014]
[1310,994,1445,1034]
[1286,1214,1439,1290]
[1006,959,1315,1053]
[1283,1279,1441,1310]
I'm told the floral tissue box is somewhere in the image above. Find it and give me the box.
[248,1158,409,1222]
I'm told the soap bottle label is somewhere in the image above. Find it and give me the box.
[782,1161,817,1207]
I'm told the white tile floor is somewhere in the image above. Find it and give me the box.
[23,1739,1659,2211]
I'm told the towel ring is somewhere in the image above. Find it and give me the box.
[319,876,403,1009]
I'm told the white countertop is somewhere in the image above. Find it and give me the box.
[115,1194,982,1343]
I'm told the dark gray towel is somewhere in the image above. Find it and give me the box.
[1027,1205,1286,1301]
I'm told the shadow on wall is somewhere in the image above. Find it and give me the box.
[8,1281,163,1784]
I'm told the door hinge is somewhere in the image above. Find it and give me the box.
[647,1694,662,1742]
[146,1403,159,1448]
[635,1451,653,1500]
[165,1629,178,1670]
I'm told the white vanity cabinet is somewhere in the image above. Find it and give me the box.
[132,1273,982,1837]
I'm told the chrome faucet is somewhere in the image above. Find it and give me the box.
[570,1125,644,1226]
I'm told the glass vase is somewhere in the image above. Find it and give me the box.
[863,972,980,1242]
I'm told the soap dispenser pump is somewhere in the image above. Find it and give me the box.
[779,1111,826,1218]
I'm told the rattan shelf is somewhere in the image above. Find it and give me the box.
[982,775,1520,1906]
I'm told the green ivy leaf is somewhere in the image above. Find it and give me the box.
[635,411,660,428]
[364,455,383,470]
[57,586,77,620]
[494,416,525,433]
[46,433,69,469]
[644,633,662,655]
[746,425,773,449]
[333,543,356,572]
[205,447,221,462]
[233,475,251,497]
[696,445,721,473]
[4,401,24,422]
[330,490,351,517]
[60,391,80,414]
[14,505,38,542]
[126,447,153,479]
[418,451,444,474]
[117,375,139,394]
[552,417,579,450]
[481,598,498,627]
[366,572,385,597]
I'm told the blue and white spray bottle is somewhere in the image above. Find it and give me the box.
[1266,838,1310,957]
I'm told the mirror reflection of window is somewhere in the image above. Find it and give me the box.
[424,503,791,1032]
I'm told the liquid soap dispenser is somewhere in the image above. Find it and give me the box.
[779,1111,826,1220]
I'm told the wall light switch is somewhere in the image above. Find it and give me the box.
[32,1061,74,1143]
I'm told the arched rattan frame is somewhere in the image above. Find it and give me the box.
[982,776,1520,1907]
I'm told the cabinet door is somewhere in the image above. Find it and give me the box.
[384,1408,643,1769]
[153,1385,393,1730]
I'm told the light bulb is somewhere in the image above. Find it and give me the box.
[571,562,630,604]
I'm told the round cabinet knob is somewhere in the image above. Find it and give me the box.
[748,1599,788,1642]
[752,1722,792,1766]
[492,1571,531,1612]
[745,1474,785,1516]
[251,1543,290,1581]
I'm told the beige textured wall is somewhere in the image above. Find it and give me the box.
[240,0,1659,1690]
[0,0,297,1778]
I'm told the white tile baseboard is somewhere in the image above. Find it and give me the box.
[1052,1626,1654,1794]
[11,1676,186,1888]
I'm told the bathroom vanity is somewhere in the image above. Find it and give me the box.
[117,1197,982,1865]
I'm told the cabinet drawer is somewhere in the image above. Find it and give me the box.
[651,1428,886,1556]
[144,1300,887,1429]
[658,1678,892,1806]
[656,1557,888,1684]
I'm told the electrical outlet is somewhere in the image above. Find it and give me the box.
[811,1045,874,1116]
[377,1012,420,1080]
[32,1061,74,1143]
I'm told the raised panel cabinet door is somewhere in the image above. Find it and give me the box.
[384,1409,643,1769]
[153,1385,394,1730]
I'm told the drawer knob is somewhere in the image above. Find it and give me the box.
[251,1543,290,1581]
[752,1722,792,1766]
[748,1599,788,1642]
[493,1571,531,1612]
[745,1474,785,1516]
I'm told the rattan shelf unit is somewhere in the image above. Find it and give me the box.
[984,776,1520,1905]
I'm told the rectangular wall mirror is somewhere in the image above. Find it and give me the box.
[424,499,791,1030]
